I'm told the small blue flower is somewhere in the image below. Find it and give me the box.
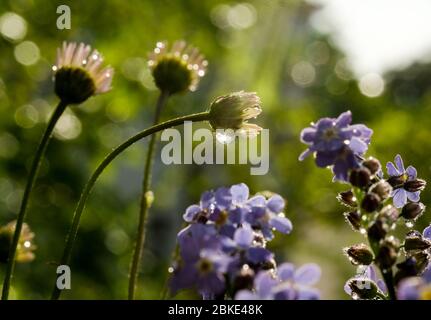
[386,154,422,208]
[299,111,373,182]
[172,224,231,296]
[221,226,274,265]
[245,194,292,240]
[398,266,431,300]
[170,249,231,297]
[235,263,321,300]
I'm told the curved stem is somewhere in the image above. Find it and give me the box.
[128,91,169,300]
[51,111,210,300]
[2,100,68,300]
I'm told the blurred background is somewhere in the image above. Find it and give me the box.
[1,0,431,299]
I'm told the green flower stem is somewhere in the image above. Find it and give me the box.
[352,188,397,300]
[51,111,210,300]
[128,90,169,300]
[2,100,68,300]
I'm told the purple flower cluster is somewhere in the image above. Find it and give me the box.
[170,183,320,299]
[299,111,430,300]
[236,263,321,300]
[299,111,372,181]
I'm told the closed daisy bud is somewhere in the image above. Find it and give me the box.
[148,40,207,94]
[0,221,36,263]
[53,42,113,104]
[208,91,262,136]
[401,202,425,220]
[344,243,374,265]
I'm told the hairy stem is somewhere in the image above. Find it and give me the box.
[51,111,210,300]
[353,188,397,300]
[2,100,68,300]
[128,91,169,300]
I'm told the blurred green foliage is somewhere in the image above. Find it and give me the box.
[0,0,430,299]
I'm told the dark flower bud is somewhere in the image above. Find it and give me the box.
[379,205,399,224]
[149,41,207,94]
[344,243,374,265]
[349,167,371,188]
[361,193,381,212]
[260,258,276,270]
[362,157,381,175]
[404,234,431,252]
[253,231,266,247]
[344,211,361,231]
[404,179,426,193]
[394,258,419,285]
[53,42,113,104]
[413,252,430,274]
[348,278,378,300]
[367,219,387,242]
[233,264,255,292]
[370,181,392,201]
[55,67,96,104]
[387,175,407,189]
[376,240,399,270]
[196,213,209,224]
[338,190,357,207]
[401,202,425,220]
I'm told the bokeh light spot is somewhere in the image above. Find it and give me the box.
[14,41,40,66]
[14,104,39,128]
[291,61,316,87]
[0,12,27,42]
[358,73,385,98]
[54,110,82,140]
